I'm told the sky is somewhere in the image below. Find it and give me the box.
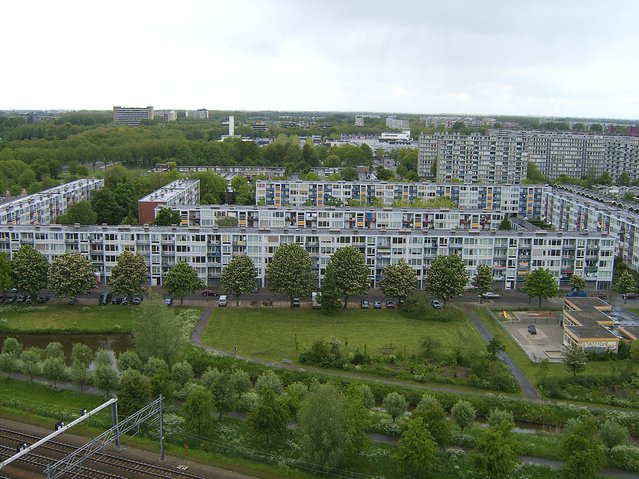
[2,0,639,119]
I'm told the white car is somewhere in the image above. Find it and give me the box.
[481,292,501,299]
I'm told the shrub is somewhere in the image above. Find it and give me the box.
[609,445,639,472]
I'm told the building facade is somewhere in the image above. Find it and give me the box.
[138,179,200,224]
[0,179,104,225]
[112,106,154,125]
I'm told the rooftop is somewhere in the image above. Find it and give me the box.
[138,179,199,203]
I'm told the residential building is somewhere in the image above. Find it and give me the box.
[0,179,104,225]
[562,298,618,353]
[155,110,177,122]
[185,109,209,119]
[386,117,410,130]
[112,106,154,125]
[355,115,364,127]
[138,179,200,224]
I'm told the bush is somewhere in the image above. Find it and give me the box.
[609,445,639,472]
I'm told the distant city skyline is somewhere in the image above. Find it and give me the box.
[3,0,638,120]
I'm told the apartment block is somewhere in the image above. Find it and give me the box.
[386,117,410,130]
[0,225,615,291]
[255,181,547,218]
[112,106,154,125]
[168,204,508,231]
[0,179,104,225]
[138,179,200,224]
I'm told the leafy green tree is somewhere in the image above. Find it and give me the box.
[231,176,254,205]
[425,254,468,306]
[68,360,92,391]
[117,350,143,372]
[182,385,216,435]
[164,261,203,305]
[42,357,66,389]
[450,400,476,432]
[55,200,97,225]
[486,338,505,359]
[20,348,41,382]
[0,353,19,378]
[498,216,512,230]
[255,370,284,395]
[616,172,632,186]
[570,274,587,292]
[94,363,119,397]
[71,343,93,366]
[412,394,452,446]
[487,408,515,429]
[153,208,181,226]
[560,417,605,479]
[266,243,316,306]
[344,384,371,452]
[563,342,587,377]
[397,416,437,478]
[118,369,152,415]
[190,171,227,204]
[248,388,289,449]
[473,264,494,296]
[220,255,256,306]
[319,272,341,316]
[630,340,639,361]
[471,422,519,479]
[379,260,417,302]
[45,342,64,359]
[2,337,22,356]
[0,252,12,291]
[109,250,148,298]
[523,267,558,309]
[616,270,637,302]
[11,245,49,295]
[48,253,96,302]
[170,361,194,387]
[297,382,356,470]
[133,293,194,365]
[599,420,628,455]
[325,247,369,308]
[383,392,407,423]
[91,188,127,225]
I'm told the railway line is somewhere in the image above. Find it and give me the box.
[0,427,210,479]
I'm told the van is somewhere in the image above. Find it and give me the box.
[218,295,228,307]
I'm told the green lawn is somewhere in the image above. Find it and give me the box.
[201,308,485,362]
[0,305,135,333]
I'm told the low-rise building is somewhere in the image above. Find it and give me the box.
[138,179,200,224]
[562,297,618,353]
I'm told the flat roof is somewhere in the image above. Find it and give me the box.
[564,297,618,341]
[138,179,199,203]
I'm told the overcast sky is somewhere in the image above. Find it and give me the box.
[2,0,638,119]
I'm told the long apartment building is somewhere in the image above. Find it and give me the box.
[418,131,639,181]
[112,106,154,125]
[255,181,547,218]
[167,204,508,231]
[0,179,104,225]
[0,224,614,291]
[138,179,200,224]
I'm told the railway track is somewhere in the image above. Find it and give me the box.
[0,427,209,479]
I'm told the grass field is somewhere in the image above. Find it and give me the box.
[201,308,485,362]
[0,305,135,333]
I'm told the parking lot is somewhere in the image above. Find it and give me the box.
[500,310,565,362]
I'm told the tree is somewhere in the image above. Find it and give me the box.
[560,417,605,479]
[94,364,119,397]
[45,342,64,360]
[255,370,284,395]
[20,349,41,382]
[266,243,316,307]
[319,272,341,316]
[71,343,93,366]
[616,172,632,186]
[425,254,468,306]
[297,382,356,470]
[109,250,148,298]
[397,416,437,478]
[118,369,152,415]
[164,261,203,305]
[55,200,97,225]
[0,252,12,291]
[0,353,19,378]
[2,337,22,357]
[616,270,637,302]
[69,360,92,391]
[563,342,587,377]
[48,253,96,302]
[11,245,49,296]
[247,388,289,449]
[325,247,369,308]
[450,400,476,432]
[153,208,181,226]
[412,394,452,446]
[171,361,194,387]
[220,255,256,306]
[133,293,194,365]
[383,392,407,423]
[182,385,216,436]
[379,260,417,303]
[522,267,558,309]
[42,357,66,389]
[498,216,512,230]
[570,274,587,292]
[117,350,143,372]
[486,338,505,359]
[473,264,494,296]
[471,422,519,479]
[599,420,628,455]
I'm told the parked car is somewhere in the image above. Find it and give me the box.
[623,292,639,300]
[385,300,395,308]
[121,296,129,305]
[291,297,300,308]
[431,299,442,309]
[201,290,218,297]
[481,292,501,299]
[36,295,50,303]
[163,296,173,306]
[218,295,228,307]
[24,296,33,304]
[360,300,370,309]
[527,324,537,335]
[5,295,16,304]
[373,301,382,309]
[98,290,112,305]
[111,296,121,305]
[16,295,25,303]
[132,296,143,305]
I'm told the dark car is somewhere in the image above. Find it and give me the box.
[16,295,25,303]
[111,296,121,305]
[163,296,173,306]
[132,296,143,305]
[24,296,33,304]
[5,295,16,304]
[202,290,218,297]
[386,300,395,309]
[36,295,50,303]
[623,292,639,300]
[121,296,129,305]
[291,297,300,308]
[527,324,537,335]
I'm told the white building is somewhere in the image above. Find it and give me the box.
[138,179,200,224]
[386,117,410,130]
[112,106,154,125]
